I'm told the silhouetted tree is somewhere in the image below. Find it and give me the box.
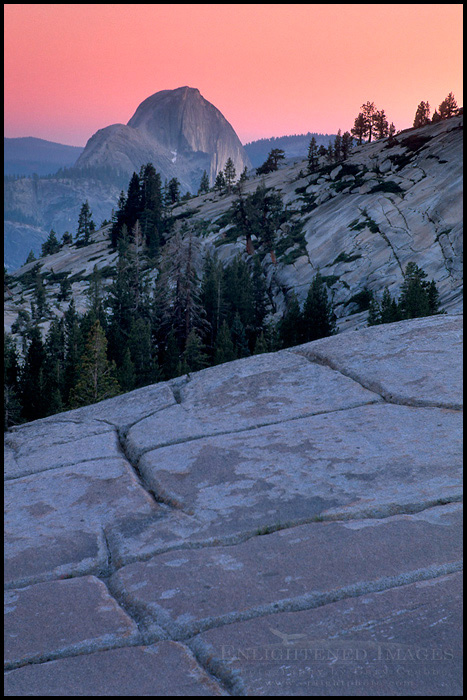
[438,92,458,119]
[413,101,431,128]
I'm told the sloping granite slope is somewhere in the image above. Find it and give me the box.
[4,315,463,696]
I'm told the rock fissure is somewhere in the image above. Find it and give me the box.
[4,315,462,695]
[128,398,383,462]
[289,347,463,410]
[116,561,464,643]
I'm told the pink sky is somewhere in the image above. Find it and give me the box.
[4,4,463,146]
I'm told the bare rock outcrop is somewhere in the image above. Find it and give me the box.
[4,314,463,695]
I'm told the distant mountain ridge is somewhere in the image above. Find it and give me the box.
[4,137,83,177]
[4,87,251,270]
[243,132,336,168]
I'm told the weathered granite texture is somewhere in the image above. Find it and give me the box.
[4,315,463,695]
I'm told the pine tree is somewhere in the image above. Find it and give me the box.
[361,101,377,142]
[41,229,61,257]
[230,312,250,358]
[341,131,353,160]
[307,137,319,172]
[43,318,66,416]
[19,325,47,422]
[250,256,269,338]
[239,166,249,182]
[413,101,431,128]
[367,296,382,326]
[301,272,337,342]
[31,269,48,320]
[373,109,389,139]
[63,298,83,405]
[110,190,127,248]
[278,291,303,348]
[253,331,268,355]
[224,158,237,193]
[214,170,226,192]
[380,287,400,324]
[214,320,236,365]
[128,317,159,387]
[139,163,163,256]
[123,173,142,231]
[351,113,366,145]
[166,177,181,205]
[198,170,210,194]
[76,201,95,246]
[117,347,136,393]
[181,329,209,373]
[161,328,181,380]
[438,92,458,119]
[58,275,72,303]
[70,321,120,407]
[4,332,22,429]
[398,262,430,319]
[200,252,224,355]
[333,130,342,162]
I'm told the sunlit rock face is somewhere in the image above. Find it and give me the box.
[4,87,251,269]
[76,86,251,191]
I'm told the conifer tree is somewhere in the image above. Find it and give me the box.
[166,177,181,205]
[230,312,250,358]
[181,329,209,373]
[224,158,237,193]
[373,109,389,139]
[31,269,48,320]
[253,331,268,355]
[19,326,47,422]
[200,252,224,355]
[198,170,210,194]
[214,320,236,365]
[333,130,342,161]
[124,173,142,231]
[301,272,337,342]
[361,101,377,142]
[43,318,66,415]
[398,262,431,319]
[413,101,431,128]
[438,92,458,119]
[63,298,83,405]
[367,296,382,326]
[128,317,159,387]
[214,170,226,192]
[341,131,353,160]
[41,229,61,257]
[351,112,366,145]
[118,347,136,393]
[161,328,181,380]
[76,201,95,246]
[4,332,21,429]
[307,137,319,172]
[70,321,120,407]
[380,287,400,324]
[278,291,303,348]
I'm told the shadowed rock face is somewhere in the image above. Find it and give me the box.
[4,314,463,695]
[75,86,251,190]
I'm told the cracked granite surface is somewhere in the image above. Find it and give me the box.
[4,314,463,695]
